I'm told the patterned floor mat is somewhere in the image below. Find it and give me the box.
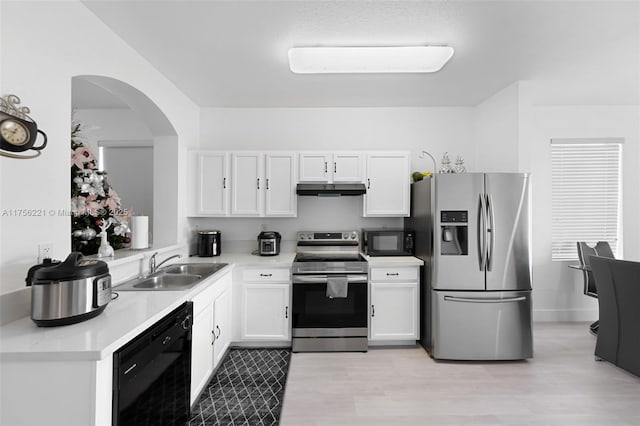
[188,348,291,426]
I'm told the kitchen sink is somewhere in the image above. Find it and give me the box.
[115,262,228,291]
[130,274,203,290]
[161,263,227,276]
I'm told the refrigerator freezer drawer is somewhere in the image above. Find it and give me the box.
[431,290,533,360]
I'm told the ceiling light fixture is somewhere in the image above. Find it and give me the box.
[288,45,454,74]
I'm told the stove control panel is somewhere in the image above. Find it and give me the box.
[297,231,359,242]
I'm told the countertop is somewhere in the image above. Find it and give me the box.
[0,251,421,362]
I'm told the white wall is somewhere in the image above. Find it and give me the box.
[0,2,199,307]
[201,107,475,172]
[529,105,640,321]
[474,82,521,171]
[192,106,476,251]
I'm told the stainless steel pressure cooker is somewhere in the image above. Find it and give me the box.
[25,252,112,327]
[257,231,281,256]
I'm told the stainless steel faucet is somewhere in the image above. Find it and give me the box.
[149,252,182,275]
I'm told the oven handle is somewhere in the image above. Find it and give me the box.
[292,275,368,284]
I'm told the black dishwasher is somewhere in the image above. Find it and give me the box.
[113,302,193,426]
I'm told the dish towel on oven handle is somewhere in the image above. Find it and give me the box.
[326,275,349,298]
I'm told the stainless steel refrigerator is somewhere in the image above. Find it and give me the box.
[405,173,533,360]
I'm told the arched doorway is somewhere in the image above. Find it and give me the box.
[71,75,179,250]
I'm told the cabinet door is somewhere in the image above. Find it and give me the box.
[191,303,214,403]
[231,152,264,216]
[213,286,232,367]
[299,152,331,182]
[333,152,364,182]
[241,283,290,340]
[265,152,297,217]
[370,282,418,340]
[364,152,410,216]
[197,152,229,215]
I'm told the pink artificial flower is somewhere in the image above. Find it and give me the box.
[71,146,95,168]
[104,188,122,212]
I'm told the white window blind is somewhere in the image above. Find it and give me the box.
[551,138,622,261]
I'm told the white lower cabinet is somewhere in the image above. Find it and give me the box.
[370,266,419,341]
[213,286,232,366]
[238,267,291,341]
[191,301,215,402]
[190,272,232,403]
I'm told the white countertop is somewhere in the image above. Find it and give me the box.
[0,251,421,362]
[363,254,424,267]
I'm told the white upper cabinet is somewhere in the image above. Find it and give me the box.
[299,151,364,183]
[364,151,410,217]
[188,151,296,217]
[264,152,297,217]
[190,151,229,216]
[190,150,409,218]
[230,152,264,216]
[333,152,365,182]
[299,152,331,182]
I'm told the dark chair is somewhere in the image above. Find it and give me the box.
[576,241,615,334]
[590,256,640,377]
[589,256,618,363]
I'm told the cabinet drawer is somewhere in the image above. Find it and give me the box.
[242,268,290,282]
[370,267,418,282]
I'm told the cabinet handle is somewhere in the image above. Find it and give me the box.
[371,304,375,317]
[124,363,137,376]
[211,330,215,346]
[386,272,399,276]
[324,162,328,173]
[333,162,337,173]
[257,178,260,190]
[223,177,226,189]
[367,178,371,189]
[266,178,270,190]
[285,306,289,319]
[216,325,221,339]
[259,273,272,277]
[181,315,192,330]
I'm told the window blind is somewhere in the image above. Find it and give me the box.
[551,138,622,261]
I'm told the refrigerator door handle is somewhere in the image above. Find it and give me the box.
[486,194,495,271]
[444,296,527,304]
[478,194,487,271]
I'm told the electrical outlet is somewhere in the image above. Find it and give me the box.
[38,243,53,263]
[261,223,267,231]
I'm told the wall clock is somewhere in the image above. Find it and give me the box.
[0,95,48,159]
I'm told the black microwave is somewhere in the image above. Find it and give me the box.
[362,229,415,257]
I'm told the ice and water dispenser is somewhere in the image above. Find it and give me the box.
[440,210,468,255]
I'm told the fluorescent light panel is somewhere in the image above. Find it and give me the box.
[288,45,454,74]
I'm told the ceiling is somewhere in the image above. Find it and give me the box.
[81,0,639,108]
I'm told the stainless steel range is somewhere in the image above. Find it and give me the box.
[291,231,369,352]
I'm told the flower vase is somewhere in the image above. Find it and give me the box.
[97,231,114,258]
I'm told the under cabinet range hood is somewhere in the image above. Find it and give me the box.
[296,183,366,197]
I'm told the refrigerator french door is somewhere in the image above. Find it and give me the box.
[409,173,533,361]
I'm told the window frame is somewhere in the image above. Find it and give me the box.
[550,137,623,261]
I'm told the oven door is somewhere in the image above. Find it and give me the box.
[292,274,368,333]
